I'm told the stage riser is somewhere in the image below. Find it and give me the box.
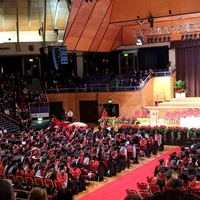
[170,97,200,102]
[158,102,200,107]
[145,107,197,118]
[146,97,200,118]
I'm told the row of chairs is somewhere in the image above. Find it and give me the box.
[0,173,64,191]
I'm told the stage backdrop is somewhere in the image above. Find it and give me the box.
[171,39,200,97]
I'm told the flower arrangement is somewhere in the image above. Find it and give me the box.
[98,116,140,127]
[174,80,187,93]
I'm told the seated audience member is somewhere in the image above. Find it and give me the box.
[52,188,73,200]
[169,170,182,188]
[0,179,15,200]
[189,171,200,190]
[28,187,47,200]
[124,194,142,200]
[138,78,144,87]
[148,68,154,77]
[144,189,200,200]
[143,70,148,78]
[151,171,165,189]
[133,79,139,87]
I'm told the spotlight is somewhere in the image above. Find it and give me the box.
[53,28,58,36]
[38,27,43,36]
[136,36,144,45]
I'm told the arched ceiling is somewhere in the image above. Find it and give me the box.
[0,0,200,52]
[63,0,200,52]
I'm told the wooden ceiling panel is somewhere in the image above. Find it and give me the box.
[76,38,94,51]
[0,0,69,32]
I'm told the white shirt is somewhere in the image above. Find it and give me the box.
[67,110,73,117]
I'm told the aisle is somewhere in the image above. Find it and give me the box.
[76,146,180,200]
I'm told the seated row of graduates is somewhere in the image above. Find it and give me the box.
[152,142,200,191]
[0,125,162,195]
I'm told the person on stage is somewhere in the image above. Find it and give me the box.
[67,108,73,123]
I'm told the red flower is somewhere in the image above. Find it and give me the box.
[177,88,186,93]
[133,124,139,129]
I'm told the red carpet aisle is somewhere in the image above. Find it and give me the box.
[78,146,180,200]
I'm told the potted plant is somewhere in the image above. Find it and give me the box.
[174,80,187,98]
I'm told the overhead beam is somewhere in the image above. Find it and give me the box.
[1,1,5,27]
[42,0,47,47]
[53,0,60,27]
[28,0,33,27]
[16,0,19,43]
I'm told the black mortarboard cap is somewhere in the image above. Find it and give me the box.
[183,160,188,166]
[7,154,13,158]
[40,162,46,168]
[0,152,6,157]
[159,158,164,163]
[49,157,55,163]
[15,156,22,162]
[41,149,47,153]
[182,170,189,176]
[172,165,179,170]
[67,146,72,153]
[58,163,65,167]
[61,141,65,145]
[94,142,99,147]
[13,150,19,155]
[85,145,91,151]
[62,154,68,159]
[103,139,108,144]
[164,170,172,178]
[188,166,195,172]
[2,157,7,162]
[74,151,80,158]
[161,167,168,173]
[48,163,55,169]
[111,140,116,146]
[104,146,109,151]
[185,141,190,145]
[180,152,186,158]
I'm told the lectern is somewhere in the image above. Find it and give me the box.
[150,110,159,126]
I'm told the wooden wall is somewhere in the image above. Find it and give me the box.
[47,76,174,121]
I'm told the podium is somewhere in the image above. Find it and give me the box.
[150,110,159,126]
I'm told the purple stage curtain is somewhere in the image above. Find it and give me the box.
[171,39,200,97]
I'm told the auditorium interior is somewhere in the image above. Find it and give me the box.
[0,0,200,200]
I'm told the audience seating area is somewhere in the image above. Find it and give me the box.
[126,145,200,199]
